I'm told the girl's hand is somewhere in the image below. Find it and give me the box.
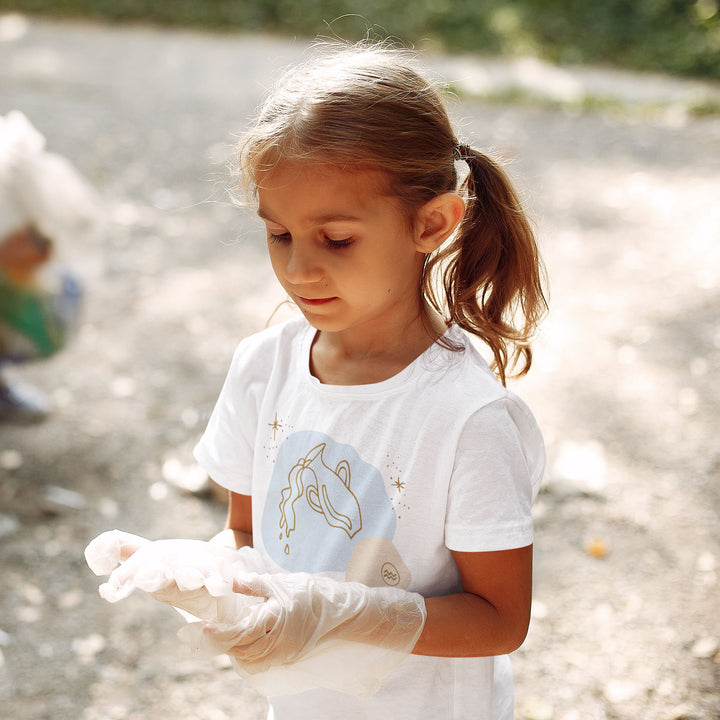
[195,572,426,673]
[84,531,263,620]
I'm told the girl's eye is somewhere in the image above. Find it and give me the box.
[267,231,351,250]
[269,231,291,244]
[323,237,352,250]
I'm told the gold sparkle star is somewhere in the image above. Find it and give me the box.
[392,478,405,492]
[268,413,283,441]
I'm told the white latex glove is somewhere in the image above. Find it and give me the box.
[183,571,426,677]
[84,530,265,621]
[85,531,426,697]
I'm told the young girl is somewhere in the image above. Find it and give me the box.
[195,42,546,718]
[87,42,547,720]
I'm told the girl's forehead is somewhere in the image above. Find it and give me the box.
[260,161,389,194]
[257,163,400,224]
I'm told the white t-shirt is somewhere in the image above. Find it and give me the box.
[194,317,544,720]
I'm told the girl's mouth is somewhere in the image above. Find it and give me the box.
[298,296,337,306]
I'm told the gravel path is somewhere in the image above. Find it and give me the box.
[1,15,719,720]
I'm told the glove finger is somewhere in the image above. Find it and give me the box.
[205,620,257,648]
[200,569,234,597]
[178,609,266,658]
[177,621,229,657]
[84,529,150,576]
[133,562,175,593]
[98,572,138,602]
[153,585,219,620]
[221,598,285,662]
[155,542,235,595]
[232,572,277,598]
[173,566,206,592]
[98,547,173,601]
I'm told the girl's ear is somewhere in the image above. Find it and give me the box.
[414,193,465,254]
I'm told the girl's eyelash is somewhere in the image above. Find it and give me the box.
[269,232,291,243]
[268,231,352,250]
[323,237,352,250]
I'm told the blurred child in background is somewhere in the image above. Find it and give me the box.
[0,110,95,422]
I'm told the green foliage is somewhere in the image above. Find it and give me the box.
[4,0,720,79]
[514,0,720,77]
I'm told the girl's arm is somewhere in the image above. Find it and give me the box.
[412,545,533,657]
[214,491,530,657]
[211,490,254,549]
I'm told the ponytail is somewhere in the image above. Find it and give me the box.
[424,145,547,386]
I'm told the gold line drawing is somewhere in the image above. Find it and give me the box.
[279,442,363,541]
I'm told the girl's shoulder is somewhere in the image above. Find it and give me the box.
[426,326,508,403]
[441,328,545,493]
[226,315,309,379]
[232,315,308,357]
[428,326,541,432]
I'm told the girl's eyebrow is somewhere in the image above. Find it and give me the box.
[256,208,276,222]
[308,213,363,223]
[257,208,362,224]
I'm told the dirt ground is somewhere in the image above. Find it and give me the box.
[1,16,719,720]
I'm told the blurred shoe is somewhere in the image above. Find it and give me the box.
[0,377,50,423]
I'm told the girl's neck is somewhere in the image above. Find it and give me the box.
[309,305,448,385]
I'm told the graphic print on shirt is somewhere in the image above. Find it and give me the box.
[261,429,411,587]
[279,442,363,540]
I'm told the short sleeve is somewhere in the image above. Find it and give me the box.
[193,338,264,494]
[444,397,545,552]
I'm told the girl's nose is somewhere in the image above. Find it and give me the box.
[283,242,323,284]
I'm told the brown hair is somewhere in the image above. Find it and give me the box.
[237,42,547,384]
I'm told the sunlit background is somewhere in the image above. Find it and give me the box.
[1,2,719,719]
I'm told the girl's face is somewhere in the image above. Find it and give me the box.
[257,162,427,340]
